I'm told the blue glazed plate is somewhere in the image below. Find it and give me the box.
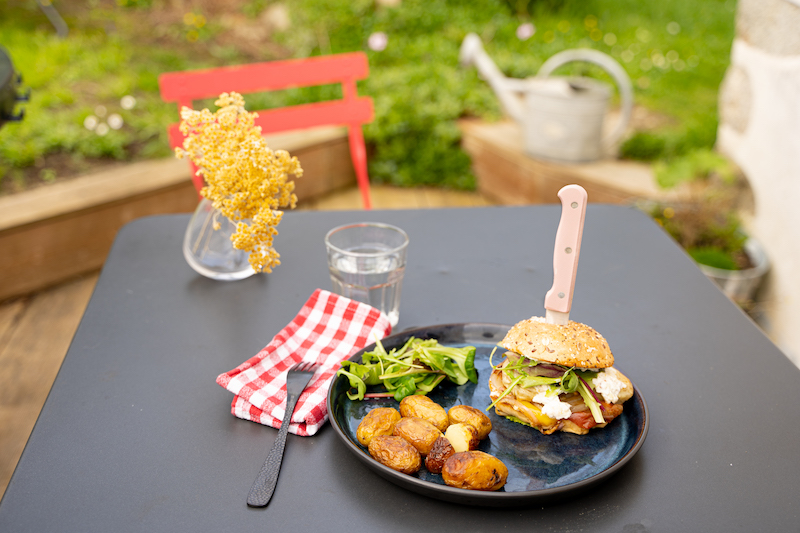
[327,323,649,507]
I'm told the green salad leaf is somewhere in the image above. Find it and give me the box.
[337,337,478,401]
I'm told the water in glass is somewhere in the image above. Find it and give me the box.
[328,244,404,326]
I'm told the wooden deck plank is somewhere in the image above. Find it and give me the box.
[298,186,363,211]
[370,186,429,209]
[0,273,98,406]
[0,299,26,359]
[0,404,41,500]
[300,185,494,211]
[421,187,495,208]
[0,273,99,498]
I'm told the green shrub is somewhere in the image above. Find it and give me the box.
[689,246,740,271]
[654,148,738,189]
[620,132,667,161]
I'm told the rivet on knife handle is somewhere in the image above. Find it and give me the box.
[545,185,588,325]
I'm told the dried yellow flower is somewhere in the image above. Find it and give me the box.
[175,92,303,273]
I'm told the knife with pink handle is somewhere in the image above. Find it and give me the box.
[544,185,588,325]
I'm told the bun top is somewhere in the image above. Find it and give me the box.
[500,316,614,369]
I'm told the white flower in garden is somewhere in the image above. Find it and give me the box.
[108,114,124,130]
[368,32,388,51]
[95,105,107,118]
[121,95,137,110]
[667,21,681,35]
[84,115,98,130]
[516,22,535,40]
[96,123,109,136]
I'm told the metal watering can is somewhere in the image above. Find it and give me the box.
[459,33,633,163]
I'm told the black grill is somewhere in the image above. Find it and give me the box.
[0,46,29,128]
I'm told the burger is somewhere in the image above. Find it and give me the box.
[488,316,633,435]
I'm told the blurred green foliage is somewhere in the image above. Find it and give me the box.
[688,246,740,270]
[0,0,736,190]
[648,147,749,271]
[652,200,747,270]
[654,148,738,189]
[281,0,736,187]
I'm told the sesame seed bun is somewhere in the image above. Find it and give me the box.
[500,316,614,369]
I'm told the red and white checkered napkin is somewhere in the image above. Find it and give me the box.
[215,289,392,436]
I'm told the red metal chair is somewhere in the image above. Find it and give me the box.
[158,52,373,209]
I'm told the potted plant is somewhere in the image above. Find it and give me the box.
[643,149,769,308]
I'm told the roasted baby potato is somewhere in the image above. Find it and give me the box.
[357,407,402,447]
[442,451,508,491]
[368,435,421,474]
[392,417,442,455]
[444,423,480,453]
[424,436,455,474]
[448,405,492,440]
[398,395,449,432]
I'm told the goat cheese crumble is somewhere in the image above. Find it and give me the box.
[593,367,625,403]
[531,385,572,420]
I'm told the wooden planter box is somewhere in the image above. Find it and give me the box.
[0,127,355,301]
[459,119,685,206]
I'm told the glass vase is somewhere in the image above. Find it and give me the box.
[182,198,256,281]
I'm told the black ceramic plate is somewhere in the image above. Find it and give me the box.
[327,323,649,507]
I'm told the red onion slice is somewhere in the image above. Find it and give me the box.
[578,375,605,411]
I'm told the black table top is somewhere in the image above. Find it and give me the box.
[1,205,798,532]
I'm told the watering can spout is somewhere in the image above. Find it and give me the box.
[459,33,525,124]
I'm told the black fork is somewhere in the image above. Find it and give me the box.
[246,361,317,507]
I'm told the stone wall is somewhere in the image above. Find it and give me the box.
[717,0,800,366]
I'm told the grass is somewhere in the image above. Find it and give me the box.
[0,0,737,193]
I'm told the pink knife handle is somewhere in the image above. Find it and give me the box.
[544,185,588,314]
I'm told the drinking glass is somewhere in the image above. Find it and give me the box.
[324,223,409,327]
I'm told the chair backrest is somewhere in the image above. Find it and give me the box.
[158,52,374,207]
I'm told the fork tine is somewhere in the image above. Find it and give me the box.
[292,361,316,373]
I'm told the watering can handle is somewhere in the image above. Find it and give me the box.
[537,49,633,148]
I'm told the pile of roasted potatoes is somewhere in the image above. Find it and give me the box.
[356,395,508,491]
